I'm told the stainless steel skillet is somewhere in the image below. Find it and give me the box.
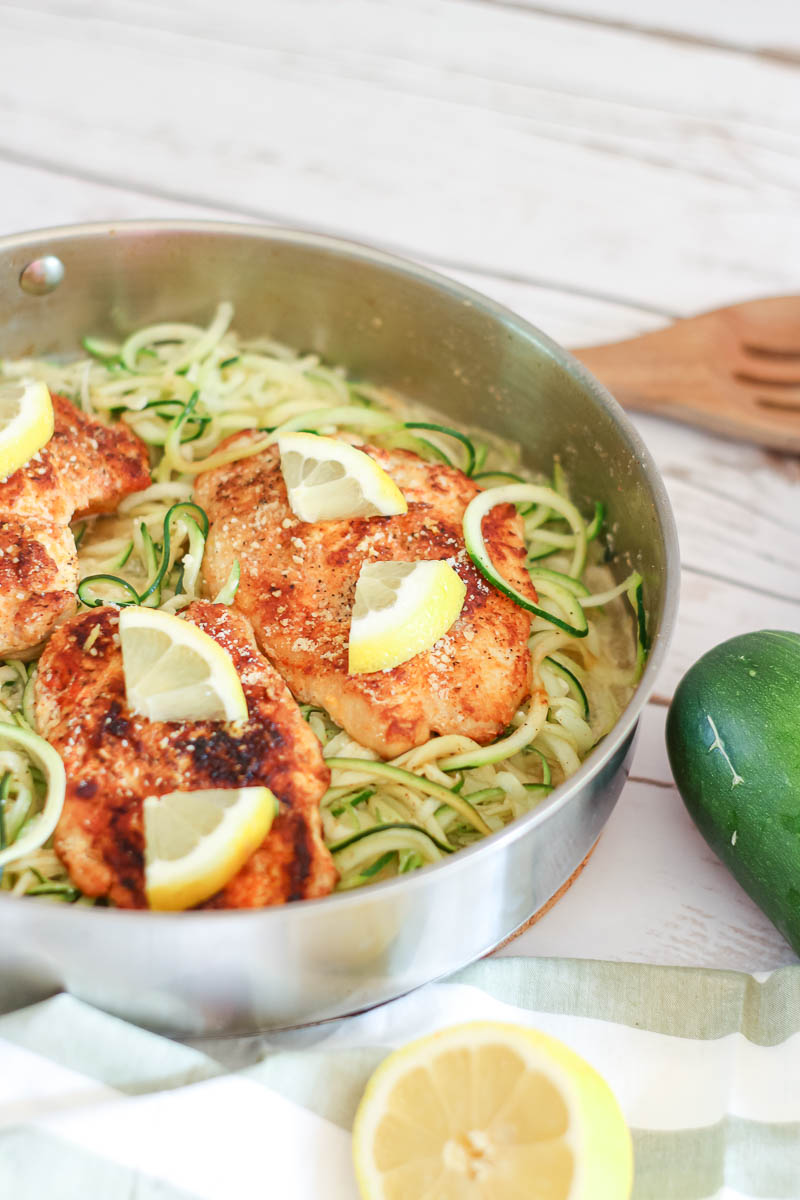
[0,222,679,1035]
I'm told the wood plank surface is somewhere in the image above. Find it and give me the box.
[1,1,799,314]
[485,0,800,57]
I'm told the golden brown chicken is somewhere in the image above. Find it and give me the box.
[34,600,336,909]
[0,517,77,656]
[195,437,534,757]
[0,393,151,657]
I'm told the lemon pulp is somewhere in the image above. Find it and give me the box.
[277,431,407,522]
[144,785,276,910]
[352,1022,633,1200]
[348,560,466,674]
[0,379,54,479]
[119,606,248,724]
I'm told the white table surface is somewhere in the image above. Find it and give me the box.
[1,0,798,973]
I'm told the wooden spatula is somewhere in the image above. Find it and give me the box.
[572,296,800,453]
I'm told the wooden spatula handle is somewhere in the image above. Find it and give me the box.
[573,307,800,453]
[574,329,718,425]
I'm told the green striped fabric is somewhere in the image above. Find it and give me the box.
[1,957,798,1200]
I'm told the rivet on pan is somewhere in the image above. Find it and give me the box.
[19,256,65,296]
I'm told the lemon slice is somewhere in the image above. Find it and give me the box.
[348,560,466,674]
[144,786,276,910]
[352,1022,633,1200]
[277,432,407,522]
[119,606,248,724]
[0,379,54,479]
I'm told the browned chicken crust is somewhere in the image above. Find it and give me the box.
[0,393,151,657]
[195,437,534,757]
[0,517,77,655]
[34,600,336,909]
[0,393,151,522]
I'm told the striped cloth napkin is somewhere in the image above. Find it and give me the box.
[1,957,798,1200]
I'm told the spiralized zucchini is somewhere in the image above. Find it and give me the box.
[0,303,644,899]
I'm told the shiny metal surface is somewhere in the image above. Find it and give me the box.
[17,254,65,296]
[0,221,679,1035]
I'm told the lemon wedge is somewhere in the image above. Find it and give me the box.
[348,560,466,674]
[277,432,407,522]
[144,786,276,910]
[0,379,54,479]
[352,1022,633,1200]
[119,606,248,724]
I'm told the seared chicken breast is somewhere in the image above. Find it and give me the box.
[0,393,150,657]
[35,600,336,909]
[0,517,77,656]
[195,437,534,757]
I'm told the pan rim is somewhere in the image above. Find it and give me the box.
[0,218,680,924]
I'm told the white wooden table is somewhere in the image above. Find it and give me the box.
[1,0,798,971]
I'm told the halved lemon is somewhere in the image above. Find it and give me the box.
[352,1022,633,1200]
[348,560,466,674]
[144,786,276,910]
[0,379,54,479]
[119,606,248,724]
[277,431,407,522]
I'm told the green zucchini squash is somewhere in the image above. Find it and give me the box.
[665,630,800,954]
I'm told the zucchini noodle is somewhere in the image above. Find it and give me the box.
[0,303,645,900]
